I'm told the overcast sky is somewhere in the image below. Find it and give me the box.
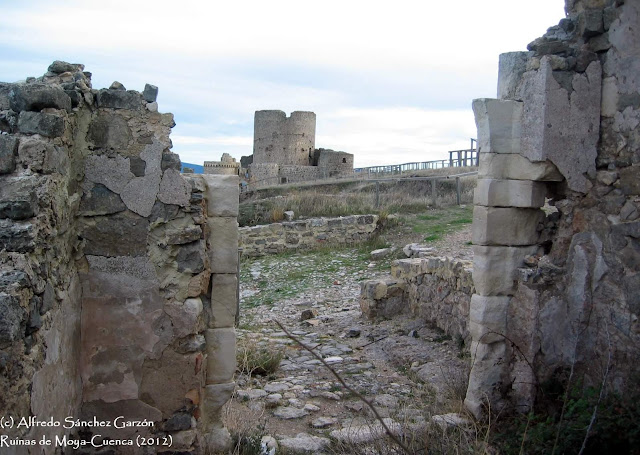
[1,0,566,168]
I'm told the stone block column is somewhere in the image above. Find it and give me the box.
[465,99,548,418]
[200,175,239,453]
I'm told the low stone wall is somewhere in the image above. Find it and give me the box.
[239,214,379,256]
[360,256,474,340]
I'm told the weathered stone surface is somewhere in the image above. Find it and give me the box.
[18,111,65,137]
[0,219,34,252]
[80,265,169,403]
[473,179,546,208]
[161,151,181,171]
[9,83,71,112]
[498,51,533,100]
[359,278,406,319]
[167,225,202,245]
[84,154,134,194]
[86,255,157,281]
[329,418,402,444]
[473,98,523,154]
[139,349,204,419]
[176,241,206,273]
[202,382,235,417]
[273,406,309,419]
[203,174,239,217]
[80,211,149,257]
[478,152,563,181]
[0,135,18,174]
[473,245,539,296]
[210,274,238,328]
[0,293,25,348]
[0,175,39,220]
[143,83,158,102]
[469,295,511,343]
[619,165,640,195]
[204,328,236,384]
[78,183,126,216]
[518,58,602,193]
[472,206,543,246]
[164,297,203,338]
[48,60,83,74]
[87,112,132,150]
[120,139,164,216]
[279,432,330,453]
[158,168,190,207]
[209,217,239,273]
[96,89,142,110]
[464,340,508,419]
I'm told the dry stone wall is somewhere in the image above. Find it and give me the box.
[360,256,474,340]
[239,215,379,257]
[0,62,238,454]
[465,0,640,418]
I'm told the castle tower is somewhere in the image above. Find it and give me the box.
[253,110,316,166]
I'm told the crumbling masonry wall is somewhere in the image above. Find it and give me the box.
[360,256,474,340]
[465,0,640,417]
[0,62,238,454]
[239,214,379,257]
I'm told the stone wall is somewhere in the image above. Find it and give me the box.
[314,148,354,177]
[360,256,474,340]
[278,164,322,183]
[465,0,640,417]
[239,215,379,257]
[0,62,238,454]
[204,152,240,175]
[253,110,315,166]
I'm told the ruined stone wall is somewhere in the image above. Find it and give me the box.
[314,148,354,177]
[0,62,238,454]
[249,162,280,187]
[360,257,473,339]
[278,164,322,183]
[239,215,379,257]
[465,0,640,417]
[253,110,315,166]
[204,153,240,176]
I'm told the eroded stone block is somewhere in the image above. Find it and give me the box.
[518,57,601,193]
[84,154,134,194]
[474,179,546,208]
[210,274,238,328]
[80,211,149,257]
[143,84,158,103]
[0,135,18,174]
[18,111,64,137]
[472,98,523,154]
[96,89,142,110]
[208,217,239,274]
[9,83,71,112]
[0,175,39,220]
[203,174,239,217]
[204,328,236,384]
[469,294,511,343]
[472,206,543,246]
[158,169,190,207]
[497,51,533,100]
[473,245,539,296]
[479,153,562,182]
[464,340,508,418]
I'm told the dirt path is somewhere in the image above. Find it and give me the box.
[225,228,473,454]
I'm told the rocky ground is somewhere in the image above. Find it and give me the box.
[225,224,474,454]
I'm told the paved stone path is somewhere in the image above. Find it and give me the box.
[228,247,470,454]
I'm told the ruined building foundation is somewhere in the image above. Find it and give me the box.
[0,62,238,453]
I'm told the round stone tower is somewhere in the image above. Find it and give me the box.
[253,110,316,166]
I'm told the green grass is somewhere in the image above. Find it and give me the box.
[408,205,473,242]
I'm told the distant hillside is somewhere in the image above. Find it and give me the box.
[181,162,204,173]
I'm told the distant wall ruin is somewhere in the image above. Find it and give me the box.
[465,0,640,417]
[0,62,238,454]
[239,214,379,257]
